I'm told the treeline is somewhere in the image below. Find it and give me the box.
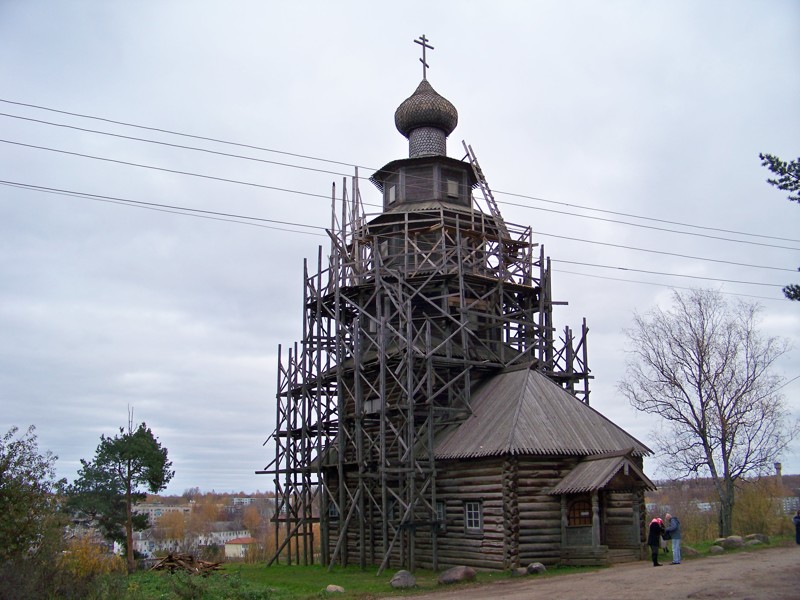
[646,474,800,542]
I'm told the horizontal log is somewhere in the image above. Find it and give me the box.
[518,512,562,522]
[519,495,560,502]
[519,535,561,544]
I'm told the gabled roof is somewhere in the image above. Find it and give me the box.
[225,537,257,545]
[434,367,651,459]
[550,451,657,494]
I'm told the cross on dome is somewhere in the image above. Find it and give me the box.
[414,34,434,80]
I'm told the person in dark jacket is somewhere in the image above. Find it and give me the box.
[665,513,682,564]
[647,517,664,566]
[793,510,800,544]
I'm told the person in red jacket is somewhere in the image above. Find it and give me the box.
[647,517,665,567]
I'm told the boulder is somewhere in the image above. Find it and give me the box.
[744,533,769,544]
[526,562,547,575]
[510,567,528,577]
[714,537,727,545]
[325,584,345,593]
[682,545,699,557]
[390,570,416,589]
[744,539,762,547]
[709,545,725,554]
[721,535,744,549]
[438,565,477,585]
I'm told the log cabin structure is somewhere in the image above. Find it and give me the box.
[259,36,655,572]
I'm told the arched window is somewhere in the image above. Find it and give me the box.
[568,499,592,526]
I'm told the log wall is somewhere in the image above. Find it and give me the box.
[415,458,507,570]
[323,454,649,571]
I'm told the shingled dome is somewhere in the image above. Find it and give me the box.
[394,79,458,138]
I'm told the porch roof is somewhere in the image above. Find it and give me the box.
[550,451,657,494]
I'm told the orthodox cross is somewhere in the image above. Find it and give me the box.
[414,34,434,80]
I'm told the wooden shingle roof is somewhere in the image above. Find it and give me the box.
[434,367,651,459]
[549,452,657,494]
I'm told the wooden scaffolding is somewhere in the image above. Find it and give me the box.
[258,152,591,571]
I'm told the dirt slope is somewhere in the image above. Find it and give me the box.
[398,545,800,600]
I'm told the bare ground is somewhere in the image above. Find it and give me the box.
[397,545,800,600]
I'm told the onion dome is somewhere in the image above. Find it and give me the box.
[394,80,458,158]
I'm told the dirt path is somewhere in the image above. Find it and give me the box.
[399,545,800,600]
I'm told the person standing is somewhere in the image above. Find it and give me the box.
[647,517,664,567]
[665,513,682,564]
[793,510,800,545]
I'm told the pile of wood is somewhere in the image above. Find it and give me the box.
[149,553,222,575]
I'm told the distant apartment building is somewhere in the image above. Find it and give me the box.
[133,503,191,526]
[231,497,256,506]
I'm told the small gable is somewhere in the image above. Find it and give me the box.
[550,451,656,494]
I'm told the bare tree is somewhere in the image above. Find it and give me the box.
[618,288,796,537]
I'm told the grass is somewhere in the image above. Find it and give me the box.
[684,533,794,558]
[116,538,797,599]
[122,561,601,599]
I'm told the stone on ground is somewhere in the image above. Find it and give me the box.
[721,535,744,549]
[438,565,477,585]
[325,584,345,593]
[526,562,547,575]
[390,570,416,589]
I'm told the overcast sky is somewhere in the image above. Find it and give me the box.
[1,1,798,494]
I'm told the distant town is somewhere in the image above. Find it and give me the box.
[68,490,282,562]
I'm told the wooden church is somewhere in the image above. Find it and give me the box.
[260,37,654,572]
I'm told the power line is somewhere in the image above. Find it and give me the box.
[4,172,797,276]
[0,111,355,180]
[555,268,786,302]
[2,98,797,245]
[536,230,797,272]
[0,181,327,236]
[3,177,792,293]
[3,134,798,254]
[0,98,359,169]
[524,203,799,251]
[495,189,800,244]
[0,138,343,203]
[552,259,785,288]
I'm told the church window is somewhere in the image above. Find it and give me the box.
[446,178,459,198]
[567,498,592,526]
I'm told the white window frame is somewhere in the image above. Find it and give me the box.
[464,500,483,533]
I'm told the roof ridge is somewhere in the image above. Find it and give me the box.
[506,369,529,452]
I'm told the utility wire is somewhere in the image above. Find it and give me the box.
[2,98,797,245]
[0,181,327,236]
[0,98,358,168]
[0,139,342,203]
[536,231,796,272]
[3,176,796,276]
[2,177,790,291]
[495,189,800,244]
[2,135,798,253]
[555,268,785,302]
[776,374,800,392]
[526,204,799,251]
[553,259,785,288]
[0,111,354,180]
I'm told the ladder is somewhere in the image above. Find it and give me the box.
[462,141,509,239]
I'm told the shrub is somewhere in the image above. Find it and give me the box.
[59,536,127,578]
